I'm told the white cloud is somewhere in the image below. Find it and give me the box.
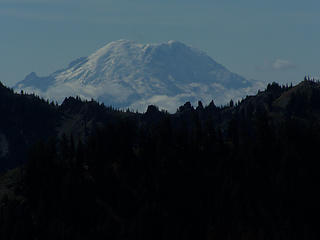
[256,59,297,72]
[126,80,266,113]
[272,59,296,71]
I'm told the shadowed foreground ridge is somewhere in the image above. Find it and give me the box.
[1,79,320,239]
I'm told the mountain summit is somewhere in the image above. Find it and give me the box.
[15,39,264,112]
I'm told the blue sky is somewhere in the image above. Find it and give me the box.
[1,0,319,86]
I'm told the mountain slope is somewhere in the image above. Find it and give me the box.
[3,80,320,239]
[0,82,59,171]
[0,81,130,172]
[15,40,264,112]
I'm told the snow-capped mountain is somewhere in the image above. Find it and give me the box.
[15,39,264,112]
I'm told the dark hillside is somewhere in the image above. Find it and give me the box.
[1,79,320,239]
[0,82,132,172]
[0,83,58,170]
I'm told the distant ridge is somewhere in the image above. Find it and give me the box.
[15,39,264,112]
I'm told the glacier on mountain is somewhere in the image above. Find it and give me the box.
[14,39,264,112]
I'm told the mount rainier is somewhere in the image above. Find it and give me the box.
[15,39,264,112]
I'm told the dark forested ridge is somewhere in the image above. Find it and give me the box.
[0,82,58,170]
[0,82,128,172]
[1,79,320,239]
